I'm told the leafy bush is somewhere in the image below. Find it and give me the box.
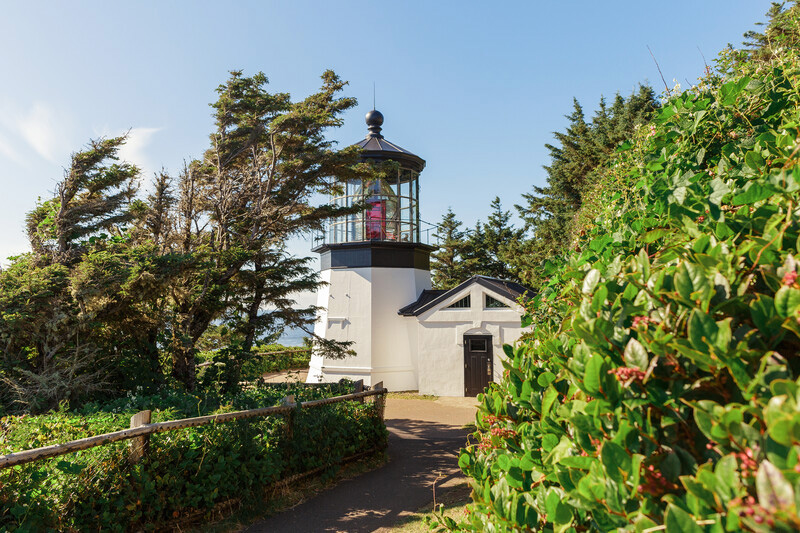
[194,344,311,392]
[0,382,386,531]
[446,8,800,533]
[242,344,312,380]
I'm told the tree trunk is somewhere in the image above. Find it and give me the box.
[241,260,266,353]
[171,342,196,391]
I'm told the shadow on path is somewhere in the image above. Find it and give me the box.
[244,417,471,532]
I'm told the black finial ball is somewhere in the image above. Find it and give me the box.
[365,109,384,128]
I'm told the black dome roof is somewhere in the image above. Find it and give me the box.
[353,109,425,173]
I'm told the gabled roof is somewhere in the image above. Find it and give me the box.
[398,276,534,317]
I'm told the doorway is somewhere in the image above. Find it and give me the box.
[463,335,493,396]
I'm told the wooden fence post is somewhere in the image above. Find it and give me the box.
[372,381,386,421]
[281,395,296,439]
[353,379,364,403]
[129,410,151,464]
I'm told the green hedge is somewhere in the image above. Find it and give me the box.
[445,11,800,533]
[0,382,387,531]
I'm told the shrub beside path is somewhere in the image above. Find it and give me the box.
[244,396,476,532]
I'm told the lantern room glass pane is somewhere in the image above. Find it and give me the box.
[326,170,420,244]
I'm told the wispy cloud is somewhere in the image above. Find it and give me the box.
[17,103,66,162]
[0,100,72,165]
[0,132,23,166]
[117,127,161,179]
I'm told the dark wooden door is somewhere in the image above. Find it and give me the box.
[464,335,493,396]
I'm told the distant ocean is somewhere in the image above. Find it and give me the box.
[276,326,310,347]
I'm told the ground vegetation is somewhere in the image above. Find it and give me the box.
[435,3,800,531]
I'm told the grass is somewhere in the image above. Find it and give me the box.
[389,479,472,532]
[387,391,439,401]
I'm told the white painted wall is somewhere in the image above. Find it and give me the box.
[307,266,430,390]
[308,267,530,397]
[415,283,528,397]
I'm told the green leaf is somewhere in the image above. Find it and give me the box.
[507,466,524,488]
[756,460,795,512]
[774,286,800,318]
[583,354,604,395]
[582,268,601,295]
[719,77,750,106]
[559,456,595,469]
[732,183,773,205]
[688,309,718,351]
[745,150,766,170]
[616,141,632,152]
[623,338,649,371]
[537,371,556,388]
[708,177,731,206]
[715,454,739,501]
[665,504,704,533]
[693,407,715,441]
[637,249,650,281]
[643,228,671,243]
[545,489,573,527]
[751,294,779,334]
[601,442,631,483]
[542,386,559,419]
[674,262,709,301]
[591,285,608,312]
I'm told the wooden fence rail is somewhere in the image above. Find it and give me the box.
[0,381,385,470]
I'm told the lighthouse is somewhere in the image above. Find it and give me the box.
[306,109,434,390]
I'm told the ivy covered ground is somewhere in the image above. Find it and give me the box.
[439,6,800,533]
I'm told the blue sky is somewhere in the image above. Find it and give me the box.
[0,1,775,277]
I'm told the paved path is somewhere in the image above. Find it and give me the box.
[244,397,477,532]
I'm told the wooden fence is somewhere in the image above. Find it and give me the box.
[0,380,386,470]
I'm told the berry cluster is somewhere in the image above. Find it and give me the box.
[484,414,508,426]
[638,464,678,496]
[490,427,517,439]
[477,437,494,452]
[609,366,646,385]
[736,496,775,528]
[632,316,651,328]
[783,270,798,286]
[737,447,758,478]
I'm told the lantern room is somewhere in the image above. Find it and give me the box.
[318,109,426,246]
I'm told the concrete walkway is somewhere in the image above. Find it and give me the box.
[244,397,477,532]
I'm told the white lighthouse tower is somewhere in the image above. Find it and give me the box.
[307,109,434,390]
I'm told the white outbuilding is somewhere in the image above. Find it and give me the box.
[306,110,532,396]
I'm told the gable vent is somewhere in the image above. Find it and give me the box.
[447,295,471,309]
[486,295,509,308]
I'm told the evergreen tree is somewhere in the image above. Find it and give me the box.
[2,136,157,410]
[743,2,796,60]
[164,70,370,388]
[462,197,521,281]
[431,208,469,289]
[512,86,659,286]
[0,70,373,404]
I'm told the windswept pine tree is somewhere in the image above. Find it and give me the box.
[153,70,373,388]
[0,70,374,405]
